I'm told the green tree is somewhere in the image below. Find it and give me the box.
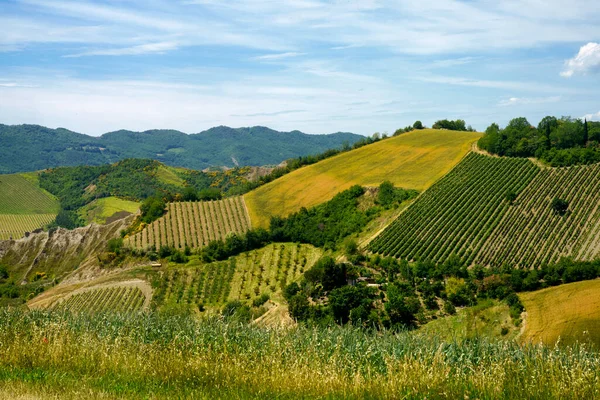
[413,120,424,130]
[551,197,569,216]
[377,181,396,207]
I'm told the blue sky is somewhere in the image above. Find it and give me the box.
[0,0,599,136]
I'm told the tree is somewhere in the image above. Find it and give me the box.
[413,120,424,130]
[377,181,396,207]
[505,190,517,204]
[584,118,589,145]
[551,197,569,216]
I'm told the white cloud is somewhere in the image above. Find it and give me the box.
[561,42,600,77]
[253,52,305,61]
[65,42,181,57]
[498,96,561,106]
[583,111,600,121]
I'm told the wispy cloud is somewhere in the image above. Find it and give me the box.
[583,111,600,121]
[65,42,181,58]
[232,109,306,117]
[253,52,305,61]
[498,96,561,106]
[561,42,600,77]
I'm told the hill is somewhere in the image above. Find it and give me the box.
[520,280,600,347]
[369,153,600,266]
[0,174,59,240]
[0,124,363,173]
[244,129,481,227]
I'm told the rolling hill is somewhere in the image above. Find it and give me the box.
[244,129,481,227]
[369,152,600,266]
[0,174,59,240]
[0,124,363,173]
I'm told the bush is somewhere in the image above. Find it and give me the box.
[252,293,270,308]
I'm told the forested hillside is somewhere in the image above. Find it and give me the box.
[0,124,363,173]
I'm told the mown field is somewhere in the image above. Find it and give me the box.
[1,309,599,399]
[520,279,600,347]
[78,196,140,225]
[125,197,251,250]
[370,153,600,267]
[152,243,321,312]
[0,173,59,240]
[244,129,481,227]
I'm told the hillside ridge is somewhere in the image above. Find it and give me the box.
[0,123,363,173]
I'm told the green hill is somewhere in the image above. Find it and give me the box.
[0,124,363,173]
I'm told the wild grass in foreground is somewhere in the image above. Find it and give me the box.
[0,310,599,399]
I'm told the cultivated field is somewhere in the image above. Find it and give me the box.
[125,197,251,250]
[49,286,147,314]
[152,243,321,311]
[369,153,539,263]
[78,196,140,225]
[370,154,600,267]
[0,174,59,240]
[520,280,600,347]
[0,214,57,240]
[244,129,481,227]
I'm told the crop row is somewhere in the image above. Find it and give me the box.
[476,163,600,267]
[0,174,58,214]
[0,214,57,240]
[125,197,251,250]
[369,153,540,264]
[152,260,236,309]
[50,286,146,314]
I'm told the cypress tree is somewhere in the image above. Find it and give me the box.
[584,118,589,145]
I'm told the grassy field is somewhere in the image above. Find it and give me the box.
[0,173,59,239]
[520,279,600,347]
[78,196,140,225]
[244,129,481,227]
[1,309,599,399]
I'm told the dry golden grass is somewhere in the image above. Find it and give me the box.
[520,279,600,347]
[244,129,481,227]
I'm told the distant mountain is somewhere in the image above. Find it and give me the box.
[0,124,363,174]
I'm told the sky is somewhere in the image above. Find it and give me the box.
[0,0,599,136]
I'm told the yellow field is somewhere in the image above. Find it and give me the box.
[244,129,481,227]
[520,280,600,347]
[78,196,140,225]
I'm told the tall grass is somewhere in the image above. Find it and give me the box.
[0,309,599,399]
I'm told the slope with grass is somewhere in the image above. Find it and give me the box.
[78,196,140,225]
[370,153,600,267]
[0,174,59,240]
[244,129,481,227]
[125,197,251,250]
[520,279,600,347]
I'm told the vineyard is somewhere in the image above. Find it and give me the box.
[369,153,600,268]
[0,174,59,240]
[0,214,57,240]
[152,243,321,311]
[475,162,600,267]
[125,197,251,250]
[49,286,147,314]
[369,153,540,264]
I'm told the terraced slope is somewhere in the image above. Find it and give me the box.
[125,197,251,250]
[244,129,481,227]
[520,280,600,347]
[0,174,59,240]
[152,243,321,311]
[370,154,600,267]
